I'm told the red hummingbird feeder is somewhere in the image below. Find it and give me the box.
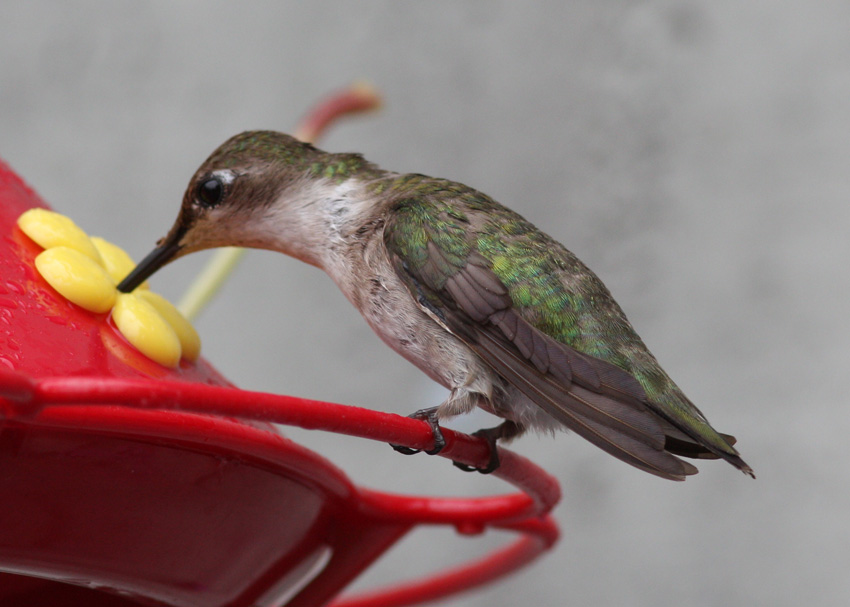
[0,86,560,607]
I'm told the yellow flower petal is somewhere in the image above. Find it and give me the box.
[18,208,102,262]
[137,290,201,361]
[35,247,117,313]
[112,293,182,368]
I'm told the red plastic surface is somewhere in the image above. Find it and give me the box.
[0,157,560,606]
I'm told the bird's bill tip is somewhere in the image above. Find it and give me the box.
[117,238,182,293]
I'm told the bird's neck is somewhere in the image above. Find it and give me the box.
[258,173,391,271]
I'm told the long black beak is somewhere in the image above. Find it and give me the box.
[117,236,183,293]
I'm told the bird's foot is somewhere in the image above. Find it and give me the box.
[452,428,500,474]
[452,421,520,474]
[390,407,446,456]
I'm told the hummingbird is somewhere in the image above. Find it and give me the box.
[118,131,753,481]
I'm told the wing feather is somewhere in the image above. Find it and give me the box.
[437,260,696,479]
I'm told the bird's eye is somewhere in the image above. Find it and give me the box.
[196,177,225,208]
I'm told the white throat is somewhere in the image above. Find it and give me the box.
[246,177,383,273]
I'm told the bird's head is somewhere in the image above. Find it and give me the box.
[117,131,325,292]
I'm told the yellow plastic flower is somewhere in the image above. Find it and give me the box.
[17,208,200,368]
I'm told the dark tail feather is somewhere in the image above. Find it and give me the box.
[656,416,755,477]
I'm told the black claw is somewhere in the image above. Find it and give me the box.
[391,444,422,455]
[390,407,446,456]
[452,428,501,474]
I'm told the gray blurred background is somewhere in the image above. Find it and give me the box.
[1,1,846,605]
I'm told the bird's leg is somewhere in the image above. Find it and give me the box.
[453,420,522,474]
[390,406,446,456]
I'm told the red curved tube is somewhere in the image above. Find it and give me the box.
[331,517,559,607]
